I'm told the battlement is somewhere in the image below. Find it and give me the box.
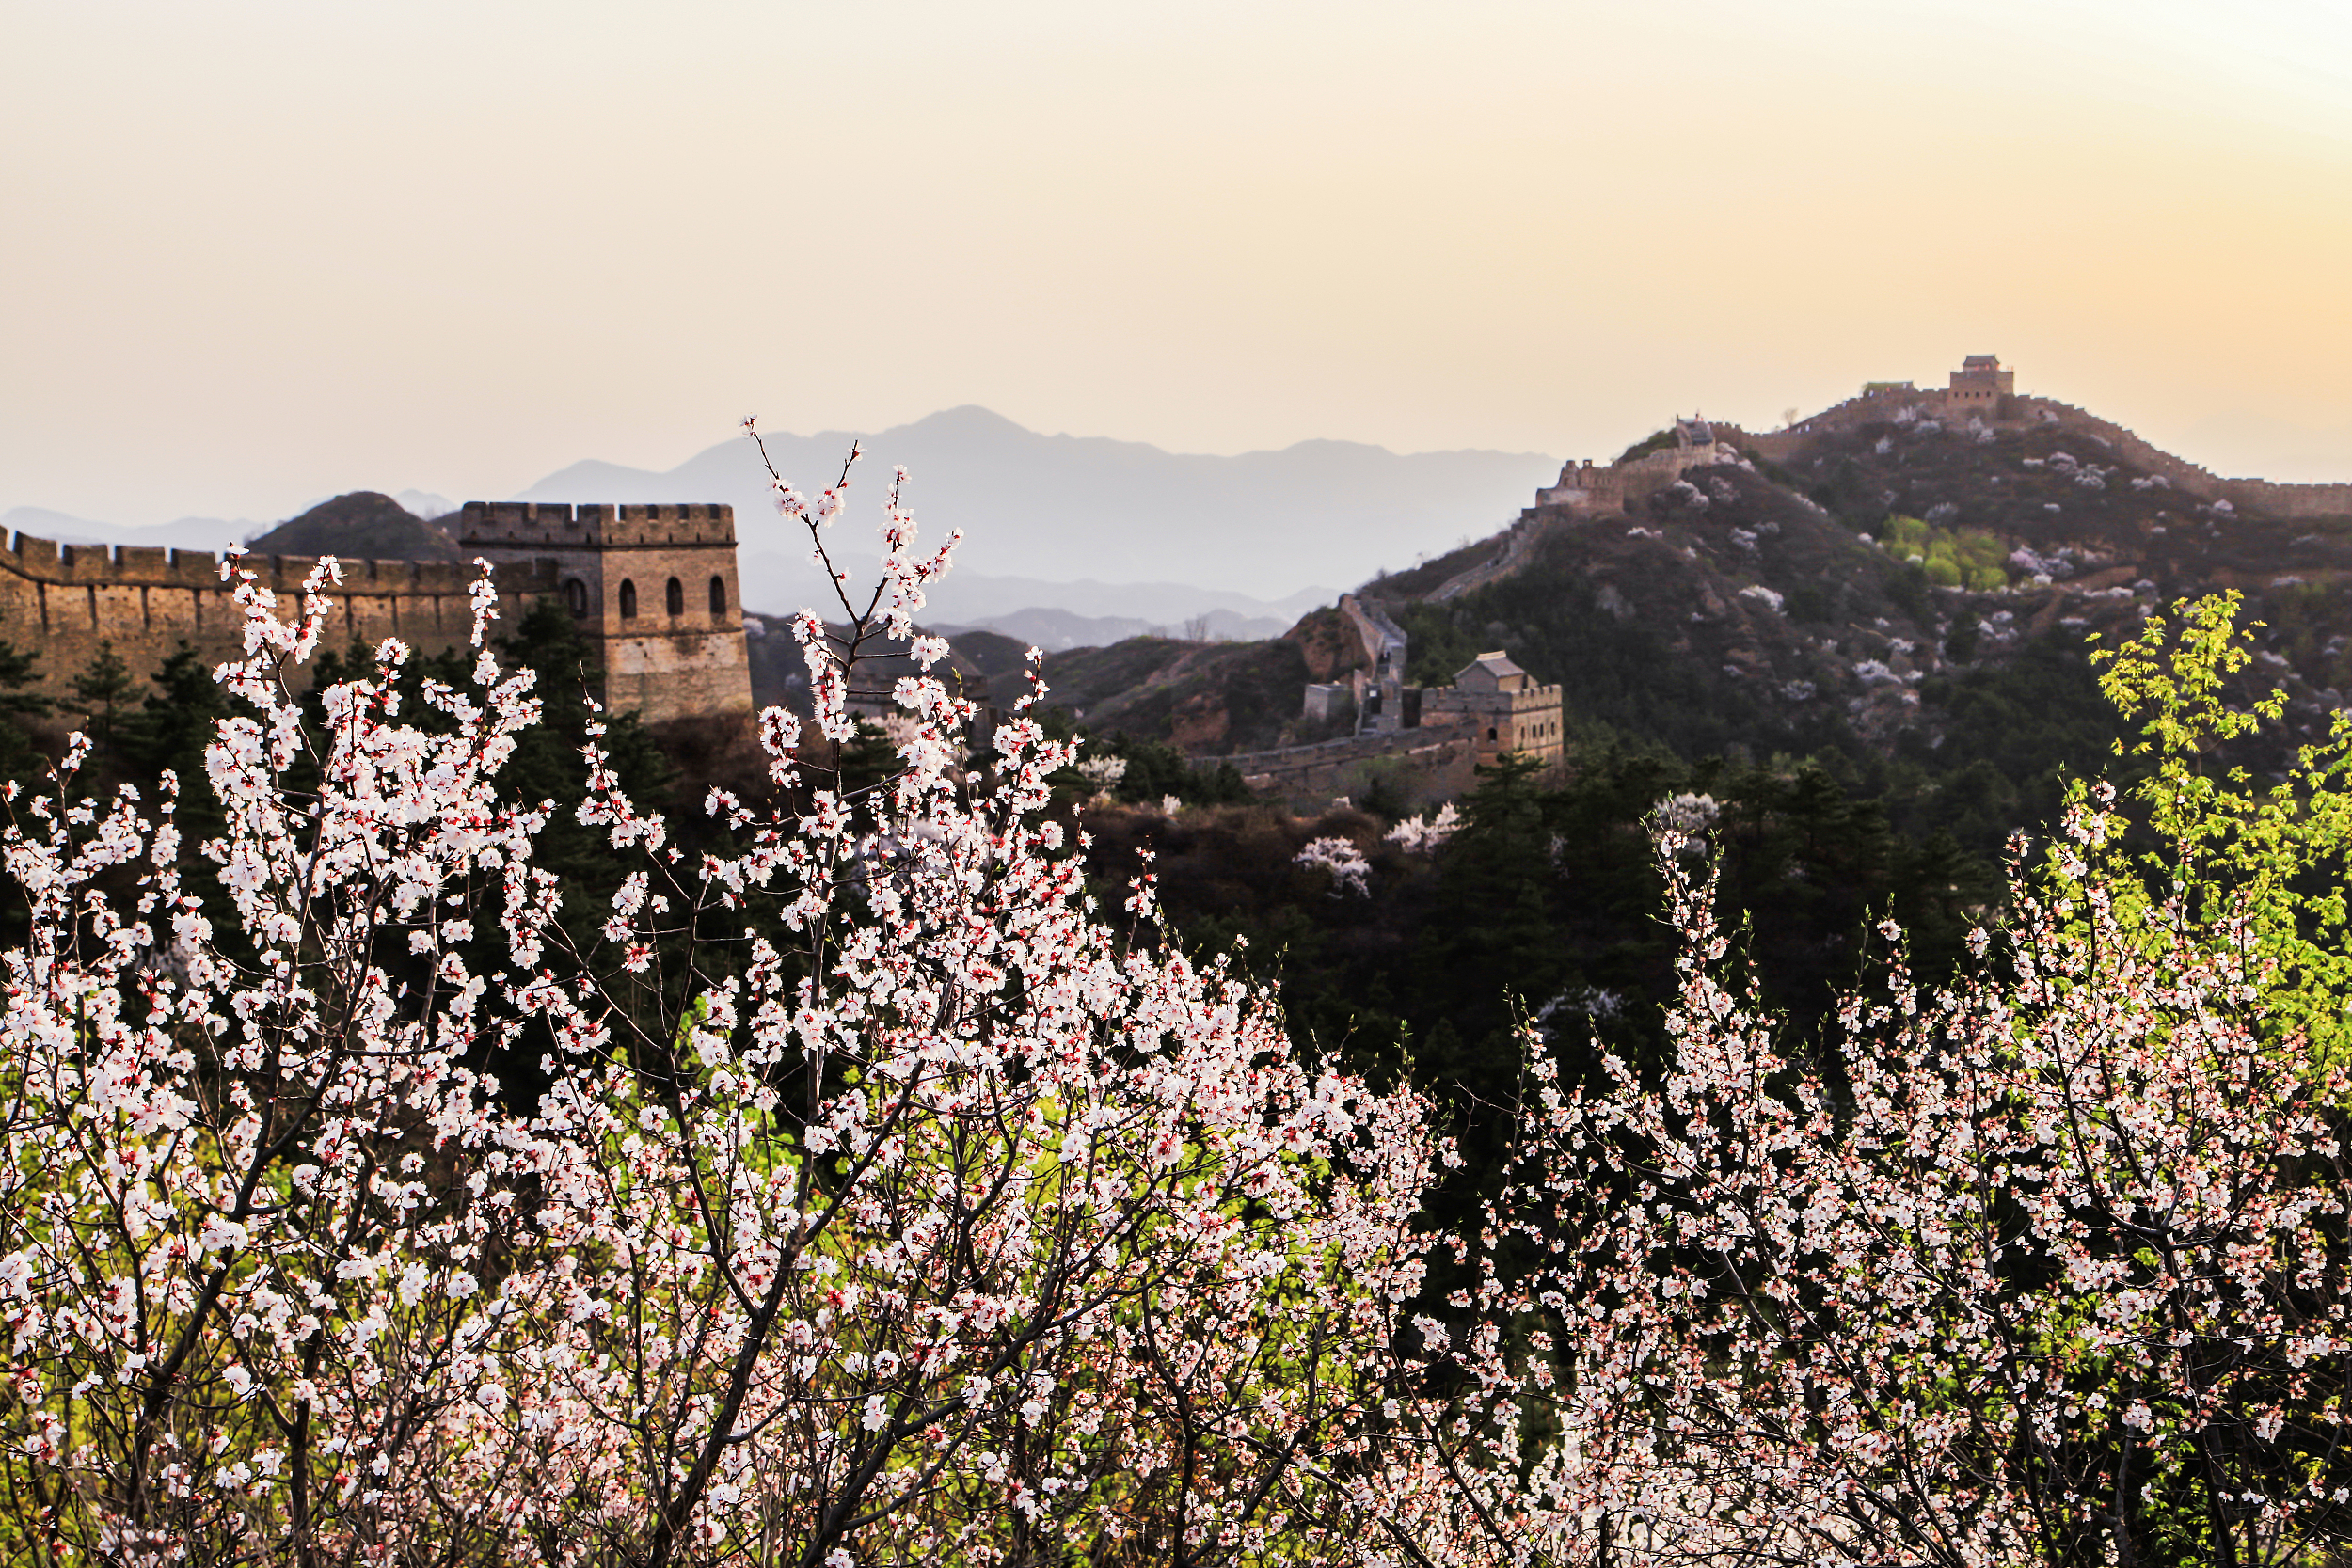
[458,500,736,549]
[0,499,749,735]
[1532,420,1732,515]
[2,531,508,594]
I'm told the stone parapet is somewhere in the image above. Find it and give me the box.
[459,501,754,727]
[0,502,756,736]
[1227,727,1483,811]
[459,501,737,549]
[0,529,562,715]
[1420,681,1565,766]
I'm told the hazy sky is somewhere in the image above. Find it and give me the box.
[7,0,2351,528]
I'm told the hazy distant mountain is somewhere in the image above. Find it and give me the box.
[6,492,456,562]
[928,604,1295,653]
[0,506,256,556]
[393,490,456,522]
[512,406,1559,610]
[916,571,1325,637]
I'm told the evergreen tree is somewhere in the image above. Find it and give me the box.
[0,641,50,783]
[70,640,135,758]
[117,641,240,790]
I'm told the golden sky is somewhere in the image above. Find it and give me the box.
[7,0,2350,526]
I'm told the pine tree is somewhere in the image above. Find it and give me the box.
[70,639,135,757]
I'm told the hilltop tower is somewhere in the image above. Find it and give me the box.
[1944,354,2014,415]
[457,501,754,728]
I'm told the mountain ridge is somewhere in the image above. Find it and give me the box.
[511,405,1560,607]
[1037,383,2352,837]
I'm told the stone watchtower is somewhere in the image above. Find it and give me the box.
[1943,355,2014,417]
[1419,650,1565,766]
[457,501,754,729]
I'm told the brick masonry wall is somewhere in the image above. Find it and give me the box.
[1228,728,1484,810]
[0,532,556,712]
[0,499,763,736]
[1419,684,1567,766]
[460,502,755,728]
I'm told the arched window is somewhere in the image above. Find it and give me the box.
[1486,726,1498,742]
[709,575,727,614]
[666,577,685,616]
[618,579,638,619]
[563,578,589,618]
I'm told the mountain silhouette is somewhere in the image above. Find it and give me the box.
[511,406,1560,611]
[244,492,458,562]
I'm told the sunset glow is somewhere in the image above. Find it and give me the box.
[7,0,2349,525]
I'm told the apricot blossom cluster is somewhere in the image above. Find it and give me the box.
[1455,800,2352,1566]
[0,449,1451,1568]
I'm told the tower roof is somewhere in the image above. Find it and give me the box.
[1454,650,1531,689]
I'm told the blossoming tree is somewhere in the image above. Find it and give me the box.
[0,435,1451,1567]
[1440,607,2352,1566]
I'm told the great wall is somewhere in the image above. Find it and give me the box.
[1527,356,2352,525]
[1228,355,2352,804]
[10,356,2344,786]
[0,502,755,733]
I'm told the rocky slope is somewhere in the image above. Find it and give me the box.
[1041,398,2352,805]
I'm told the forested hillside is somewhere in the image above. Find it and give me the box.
[1044,402,2352,855]
[1011,400,2352,1169]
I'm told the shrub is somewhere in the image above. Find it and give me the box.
[0,439,1447,1566]
[1430,594,2352,1566]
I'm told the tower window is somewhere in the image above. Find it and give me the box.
[563,578,589,618]
[619,579,638,619]
[666,577,685,616]
[709,575,727,614]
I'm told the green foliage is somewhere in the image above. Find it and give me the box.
[1393,580,1858,768]
[1042,638,1311,754]
[0,641,50,783]
[1093,733,1252,807]
[2261,578,2352,692]
[2072,592,2352,1067]
[1099,738,2008,1255]
[1912,633,2130,854]
[1782,580,1834,625]
[484,597,676,894]
[70,640,136,756]
[1348,758,1414,823]
[832,718,907,806]
[1616,428,1677,464]
[117,641,244,788]
[1874,515,2010,592]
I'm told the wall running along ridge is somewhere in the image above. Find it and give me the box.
[0,533,556,707]
[0,500,755,733]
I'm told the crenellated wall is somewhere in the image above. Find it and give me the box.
[0,531,558,711]
[0,499,762,736]
[1419,682,1566,767]
[457,501,753,727]
[1730,366,2352,522]
[1532,431,1737,515]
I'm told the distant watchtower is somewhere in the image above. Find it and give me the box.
[1945,355,2014,415]
[457,501,754,729]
